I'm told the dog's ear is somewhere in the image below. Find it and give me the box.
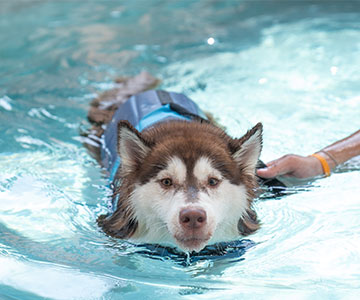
[238,208,260,235]
[97,210,138,239]
[117,121,152,174]
[230,122,263,176]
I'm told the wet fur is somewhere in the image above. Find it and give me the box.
[85,72,261,252]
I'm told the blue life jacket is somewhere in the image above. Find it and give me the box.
[101,90,208,182]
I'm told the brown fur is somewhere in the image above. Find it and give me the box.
[97,177,138,238]
[99,120,261,239]
[85,73,261,243]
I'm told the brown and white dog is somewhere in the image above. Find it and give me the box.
[85,72,262,253]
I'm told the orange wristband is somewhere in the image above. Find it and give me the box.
[311,153,331,177]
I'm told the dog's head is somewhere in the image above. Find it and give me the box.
[98,120,262,253]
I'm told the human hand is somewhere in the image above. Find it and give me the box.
[256,154,324,179]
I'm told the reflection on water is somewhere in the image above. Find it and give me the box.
[1,1,360,299]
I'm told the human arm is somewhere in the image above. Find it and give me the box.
[257,129,360,179]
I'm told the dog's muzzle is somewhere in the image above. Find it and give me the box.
[174,207,212,252]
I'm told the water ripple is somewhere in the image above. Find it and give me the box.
[1,1,360,299]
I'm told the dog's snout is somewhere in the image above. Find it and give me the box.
[179,208,207,229]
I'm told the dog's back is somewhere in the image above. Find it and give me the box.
[84,71,161,161]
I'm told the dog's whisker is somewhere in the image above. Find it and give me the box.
[88,76,262,253]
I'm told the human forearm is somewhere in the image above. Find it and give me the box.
[257,129,360,179]
[317,129,360,168]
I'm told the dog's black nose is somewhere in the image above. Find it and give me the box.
[179,208,207,229]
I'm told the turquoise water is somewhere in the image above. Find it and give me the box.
[1,1,360,299]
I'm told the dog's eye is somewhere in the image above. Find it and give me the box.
[208,177,220,187]
[160,178,173,187]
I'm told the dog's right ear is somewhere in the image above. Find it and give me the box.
[117,121,152,174]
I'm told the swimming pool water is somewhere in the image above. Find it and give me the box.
[1,1,360,299]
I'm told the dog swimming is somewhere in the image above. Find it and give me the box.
[84,72,276,253]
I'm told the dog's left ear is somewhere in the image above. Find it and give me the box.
[117,121,152,174]
[230,122,263,176]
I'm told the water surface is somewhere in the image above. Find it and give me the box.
[1,1,360,299]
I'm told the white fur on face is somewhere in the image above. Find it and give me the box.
[129,156,249,252]
[158,156,187,185]
[129,156,187,245]
[193,156,222,183]
[192,157,248,244]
